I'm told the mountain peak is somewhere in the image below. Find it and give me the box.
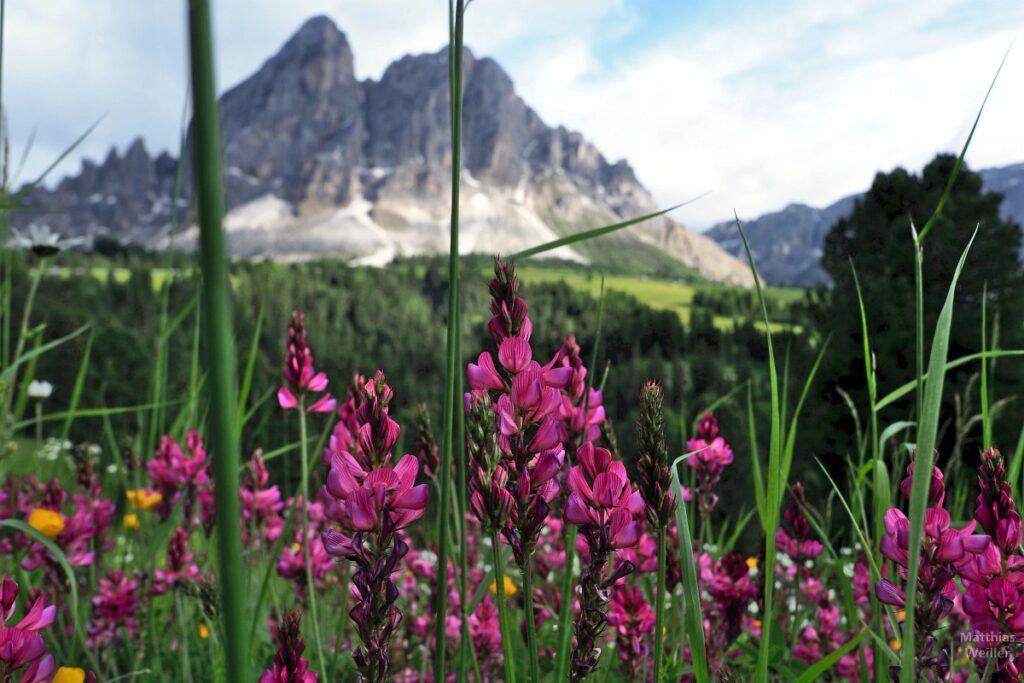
[14,16,757,286]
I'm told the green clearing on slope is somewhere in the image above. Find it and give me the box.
[515,265,805,332]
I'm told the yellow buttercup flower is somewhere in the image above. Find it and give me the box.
[896,609,906,622]
[489,575,518,597]
[123,513,140,529]
[198,624,210,640]
[52,667,86,683]
[126,489,162,511]
[891,639,901,652]
[27,508,64,540]
[745,556,759,570]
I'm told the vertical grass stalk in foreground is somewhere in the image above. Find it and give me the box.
[851,263,889,682]
[735,217,783,683]
[186,0,248,678]
[434,0,465,678]
[981,283,992,449]
[298,398,327,677]
[899,230,976,683]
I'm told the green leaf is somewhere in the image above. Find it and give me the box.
[915,45,1011,243]
[509,194,708,260]
[60,329,94,443]
[874,349,1024,412]
[670,451,710,683]
[0,324,89,385]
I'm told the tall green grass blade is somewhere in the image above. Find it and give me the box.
[236,301,264,430]
[914,225,925,432]
[900,228,977,683]
[12,399,184,431]
[879,421,916,457]
[509,195,707,260]
[981,282,991,449]
[1012,418,1024,503]
[11,117,103,203]
[915,45,1011,243]
[874,350,1024,412]
[0,323,88,384]
[11,329,41,423]
[747,383,767,529]
[780,336,829,494]
[186,0,248,679]
[735,215,782,683]
[670,451,709,683]
[435,1,465,678]
[59,329,93,443]
[851,258,886,680]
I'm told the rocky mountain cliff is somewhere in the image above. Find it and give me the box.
[707,163,1024,287]
[16,16,753,286]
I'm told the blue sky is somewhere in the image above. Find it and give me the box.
[6,0,1024,228]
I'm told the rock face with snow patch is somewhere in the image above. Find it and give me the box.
[15,15,753,285]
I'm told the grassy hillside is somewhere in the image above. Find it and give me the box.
[515,264,805,331]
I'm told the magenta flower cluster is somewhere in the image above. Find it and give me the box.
[320,371,429,683]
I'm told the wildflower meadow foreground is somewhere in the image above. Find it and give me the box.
[2,1,1023,682]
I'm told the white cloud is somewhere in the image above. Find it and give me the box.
[4,0,1023,230]
[504,0,1024,227]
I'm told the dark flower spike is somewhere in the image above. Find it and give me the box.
[635,382,676,528]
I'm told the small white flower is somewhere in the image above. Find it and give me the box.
[27,380,54,399]
[9,224,84,256]
[106,463,120,474]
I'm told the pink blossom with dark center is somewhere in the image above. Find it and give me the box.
[0,577,56,682]
[277,310,336,414]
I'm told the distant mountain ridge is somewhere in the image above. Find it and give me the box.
[15,16,753,286]
[706,163,1024,287]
